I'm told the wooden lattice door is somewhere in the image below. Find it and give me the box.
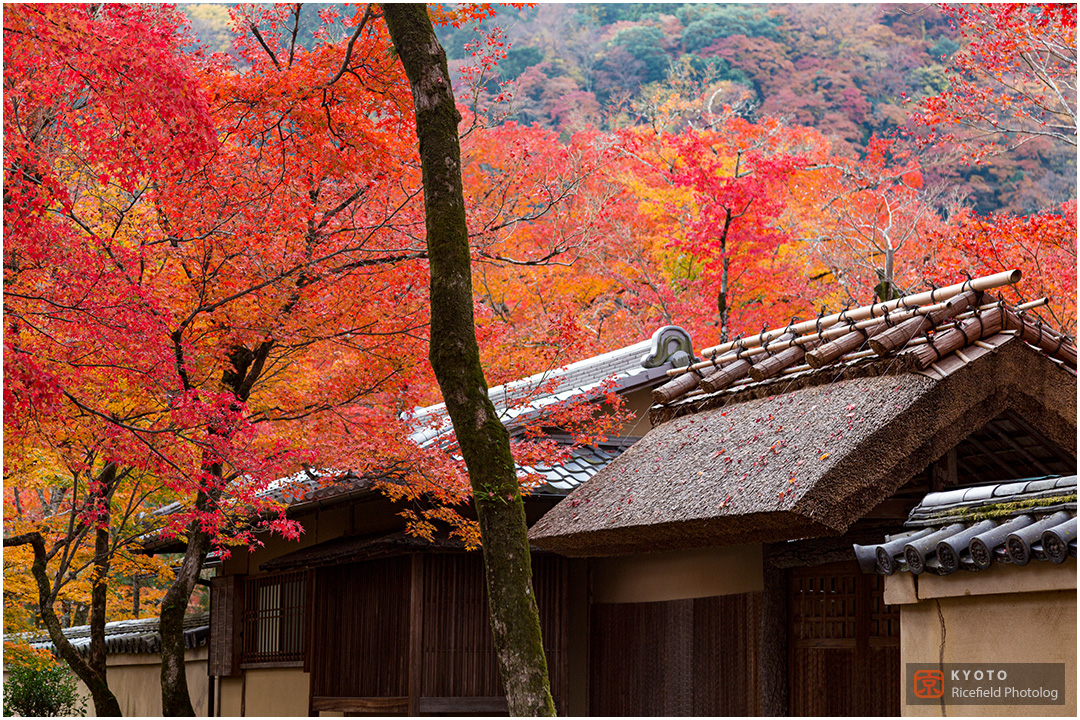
[788,561,899,716]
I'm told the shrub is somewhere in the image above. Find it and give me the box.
[3,653,86,717]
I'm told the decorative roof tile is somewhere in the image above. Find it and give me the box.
[854,475,1077,575]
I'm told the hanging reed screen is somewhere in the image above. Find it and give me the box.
[241,570,306,665]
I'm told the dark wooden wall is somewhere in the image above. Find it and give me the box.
[589,593,762,716]
[788,561,900,716]
[209,575,241,677]
[419,553,568,708]
[308,552,569,713]
[311,556,411,698]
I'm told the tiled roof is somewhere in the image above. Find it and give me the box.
[520,438,639,492]
[259,327,694,506]
[855,475,1077,575]
[257,470,370,506]
[13,613,210,656]
[257,438,640,508]
[650,272,1075,416]
[408,328,688,447]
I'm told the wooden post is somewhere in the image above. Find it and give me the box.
[931,448,957,492]
[760,552,788,716]
[408,554,424,717]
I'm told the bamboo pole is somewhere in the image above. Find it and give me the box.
[697,269,1021,359]
[749,338,821,381]
[669,304,923,377]
[665,291,1045,382]
[700,333,795,393]
[869,290,981,356]
[1003,309,1077,366]
[666,292,1047,378]
[912,307,1004,369]
[805,316,897,369]
[655,331,796,403]
[651,364,712,404]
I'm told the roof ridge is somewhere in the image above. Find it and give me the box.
[651,272,1075,407]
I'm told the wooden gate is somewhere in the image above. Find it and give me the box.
[788,561,899,716]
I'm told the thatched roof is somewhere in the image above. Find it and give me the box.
[529,334,1076,557]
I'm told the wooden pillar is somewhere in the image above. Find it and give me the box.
[931,447,957,492]
[408,554,424,716]
[760,551,789,716]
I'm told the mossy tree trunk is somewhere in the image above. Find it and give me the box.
[383,5,556,716]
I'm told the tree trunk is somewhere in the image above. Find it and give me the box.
[89,462,118,685]
[158,508,213,717]
[717,210,733,342]
[4,532,123,716]
[383,6,556,716]
[159,343,271,716]
[89,528,110,680]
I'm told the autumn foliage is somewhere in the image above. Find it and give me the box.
[2,3,1075,705]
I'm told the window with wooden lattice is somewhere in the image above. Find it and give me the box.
[240,570,307,666]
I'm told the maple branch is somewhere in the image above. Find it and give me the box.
[475,248,575,267]
[249,23,281,71]
[172,329,191,391]
[236,340,274,402]
[316,185,368,231]
[325,4,379,88]
[248,367,407,423]
[287,3,301,69]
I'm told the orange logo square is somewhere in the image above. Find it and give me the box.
[914,669,945,699]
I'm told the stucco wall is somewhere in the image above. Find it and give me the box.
[617,385,657,437]
[899,589,1076,717]
[69,647,209,717]
[217,667,310,717]
[589,543,762,603]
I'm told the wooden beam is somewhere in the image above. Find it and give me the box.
[1002,411,1077,466]
[418,696,509,713]
[985,423,1054,475]
[408,554,424,717]
[964,433,1023,478]
[930,447,957,492]
[760,551,788,716]
[310,696,409,713]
